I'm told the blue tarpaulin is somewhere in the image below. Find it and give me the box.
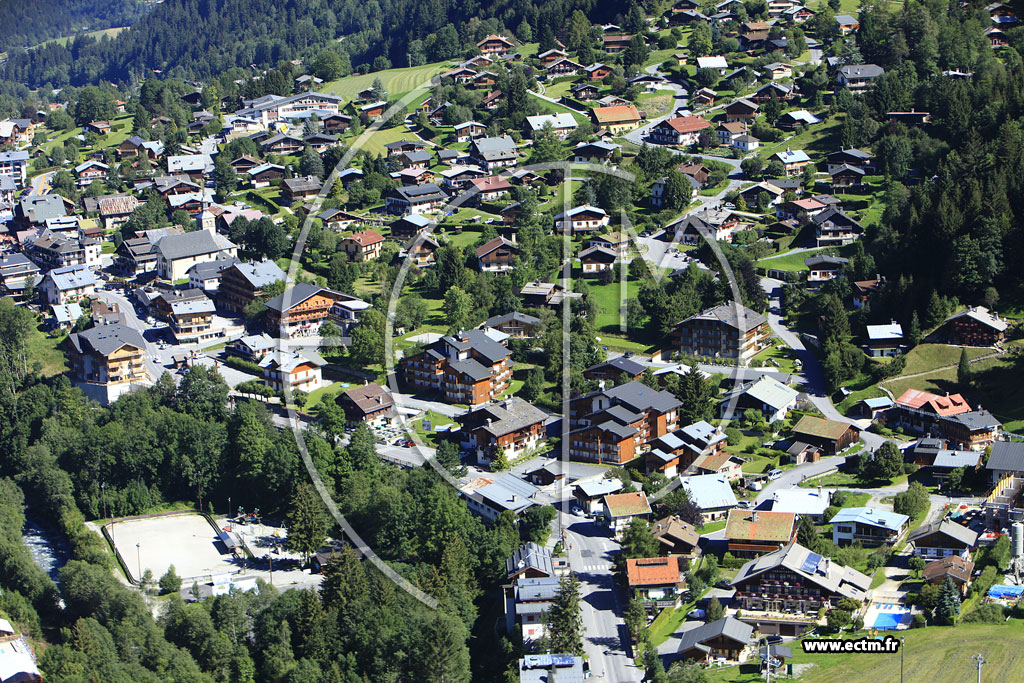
[988,584,1024,599]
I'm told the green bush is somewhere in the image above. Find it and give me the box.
[224,355,262,375]
[961,603,1007,623]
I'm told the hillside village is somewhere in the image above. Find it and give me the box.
[2,0,1024,682]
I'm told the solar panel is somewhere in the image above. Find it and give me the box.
[800,552,822,574]
[552,655,576,667]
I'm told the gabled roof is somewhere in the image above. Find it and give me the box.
[839,64,885,78]
[47,264,96,291]
[908,519,978,548]
[604,380,681,414]
[677,617,752,655]
[657,115,711,134]
[156,230,235,262]
[626,556,683,587]
[772,149,811,164]
[475,236,518,259]
[592,104,641,125]
[681,474,737,509]
[585,355,644,377]
[264,282,344,313]
[67,323,145,357]
[792,415,856,441]
[554,205,608,220]
[462,397,547,438]
[604,491,652,518]
[830,507,908,531]
[732,542,871,598]
[986,441,1024,472]
[944,305,1008,332]
[922,555,974,583]
[677,302,768,332]
[343,229,384,247]
[894,389,971,416]
[724,509,796,543]
[485,311,540,328]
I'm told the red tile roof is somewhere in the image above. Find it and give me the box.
[662,115,711,133]
[604,491,652,517]
[895,389,971,416]
[627,556,684,586]
[346,229,384,246]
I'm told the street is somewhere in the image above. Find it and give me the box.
[563,516,642,682]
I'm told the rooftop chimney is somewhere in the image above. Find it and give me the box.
[751,511,758,522]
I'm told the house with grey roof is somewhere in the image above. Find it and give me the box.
[457,397,548,465]
[41,264,96,304]
[719,375,798,423]
[483,311,541,338]
[16,194,66,226]
[673,302,770,362]
[681,474,737,520]
[672,616,753,664]
[469,135,519,170]
[155,229,238,281]
[908,519,978,560]
[837,64,884,91]
[187,256,241,291]
[64,324,148,405]
[573,478,624,514]
[518,654,585,683]
[463,473,540,521]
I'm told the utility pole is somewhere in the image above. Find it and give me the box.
[900,636,905,683]
[974,653,986,683]
[136,543,141,581]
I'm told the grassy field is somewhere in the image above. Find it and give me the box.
[27,322,68,377]
[755,621,1024,683]
[751,342,799,373]
[756,114,845,161]
[635,90,678,118]
[351,124,421,156]
[323,63,451,100]
[757,244,857,272]
[585,277,640,334]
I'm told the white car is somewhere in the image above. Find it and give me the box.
[687,608,706,620]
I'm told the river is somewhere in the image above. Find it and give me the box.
[22,514,70,583]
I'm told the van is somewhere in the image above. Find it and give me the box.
[768,469,783,481]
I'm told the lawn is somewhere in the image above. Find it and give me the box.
[757,243,857,273]
[528,91,591,126]
[751,342,799,374]
[584,277,641,334]
[323,62,451,100]
[410,410,456,445]
[756,114,845,161]
[27,322,68,377]
[635,90,678,118]
[350,125,420,157]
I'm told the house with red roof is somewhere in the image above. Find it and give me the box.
[724,509,797,557]
[603,491,652,537]
[339,230,385,261]
[627,556,687,610]
[893,388,972,434]
[648,115,712,146]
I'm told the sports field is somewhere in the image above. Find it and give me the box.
[108,512,240,582]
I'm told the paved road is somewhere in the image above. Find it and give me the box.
[29,171,53,196]
[564,518,642,682]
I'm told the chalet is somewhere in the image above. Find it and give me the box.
[775,109,821,131]
[469,175,514,202]
[457,397,547,465]
[651,516,701,558]
[908,519,978,560]
[769,149,811,176]
[680,474,737,521]
[585,63,614,80]
[41,264,96,305]
[453,121,486,143]
[837,64,884,91]
[440,165,486,192]
[627,556,687,611]
[813,208,864,247]
[304,132,339,153]
[582,356,645,383]
[166,293,218,344]
[389,214,432,241]
[476,34,515,56]
[572,141,619,164]
[596,94,630,107]
[230,155,262,174]
[263,283,356,337]
[724,98,758,123]
[117,136,163,160]
[573,479,624,515]
[385,183,447,215]
[725,510,797,557]
[677,163,711,187]
[538,49,567,66]
[64,324,147,405]
[321,113,352,133]
[579,245,618,276]
[591,105,642,134]
[384,139,427,157]
[589,231,629,256]
[339,383,394,426]
[922,555,974,595]
[696,56,729,73]
[865,321,904,357]
[545,58,583,76]
[738,182,784,208]
[831,508,909,547]
[236,92,344,126]
[731,543,871,636]
[339,230,385,262]
[717,121,748,146]
[835,13,860,34]
[943,306,1007,346]
[569,83,599,101]
[826,149,874,174]
[673,617,753,664]
[692,87,716,107]
[506,542,555,582]
[791,415,860,455]
[470,136,519,170]
[571,380,681,446]
[763,62,793,80]
[394,150,433,170]
[73,160,109,188]
[602,34,634,53]
[783,5,815,22]
[519,280,561,307]
[673,302,770,362]
[405,234,439,268]
[472,71,498,88]
[260,134,304,155]
[260,350,325,392]
[524,113,577,138]
[937,409,1000,451]
[804,255,849,283]
[830,164,866,190]
[316,208,362,232]
[893,388,972,435]
[281,175,323,203]
[359,101,387,120]
[554,205,610,233]
[217,259,286,312]
[986,26,1009,47]
[401,329,513,405]
[248,164,285,187]
[475,237,518,272]
[777,197,826,220]
[752,82,796,102]
[986,441,1024,481]
[508,577,561,644]
[719,375,798,423]
[603,491,652,537]
[483,312,541,338]
[648,115,711,146]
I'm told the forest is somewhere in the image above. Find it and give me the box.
[0,0,149,53]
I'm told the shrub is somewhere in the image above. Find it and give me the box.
[961,603,1007,623]
[912,613,927,628]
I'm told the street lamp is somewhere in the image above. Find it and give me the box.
[900,636,905,683]
[136,543,141,582]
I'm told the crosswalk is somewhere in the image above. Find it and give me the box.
[575,563,612,573]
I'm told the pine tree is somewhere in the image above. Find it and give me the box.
[548,574,584,656]
[422,613,471,683]
[797,515,820,551]
[935,576,961,624]
[287,482,329,563]
[907,311,922,347]
[300,144,324,179]
[957,347,971,387]
[706,597,724,621]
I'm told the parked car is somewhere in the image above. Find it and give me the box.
[715,580,732,590]
[686,609,706,620]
